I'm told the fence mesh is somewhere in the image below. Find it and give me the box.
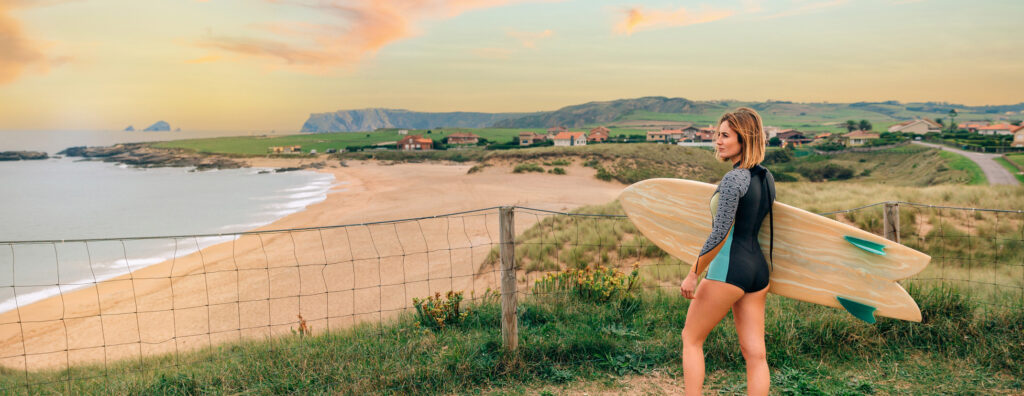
[0,201,1020,393]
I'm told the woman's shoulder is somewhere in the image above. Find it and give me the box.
[720,168,751,189]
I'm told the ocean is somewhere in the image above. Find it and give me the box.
[0,130,340,312]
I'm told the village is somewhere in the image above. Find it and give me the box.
[267,119,1024,155]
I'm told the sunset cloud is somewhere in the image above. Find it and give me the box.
[0,0,51,84]
[614,5,735,35]
[198,0,552,71]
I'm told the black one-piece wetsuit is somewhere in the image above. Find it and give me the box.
[692,162,776,293]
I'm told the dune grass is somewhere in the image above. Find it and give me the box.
[994,156,1024,184]
[2,282,1018,395]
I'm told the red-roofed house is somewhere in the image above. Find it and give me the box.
[777,130,812,147]
[888,119,942,134]
[587,128,610,143]
[977,124,1016,136]
[1012,125,1024,148]
[553,131,586,146]
[447,132,479,145]
[958,122,987,132]
[398,135,433,151]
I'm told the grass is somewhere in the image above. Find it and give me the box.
[3,283,1018,395]
[936,151,988,185]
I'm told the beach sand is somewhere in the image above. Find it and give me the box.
[0,159,624,371]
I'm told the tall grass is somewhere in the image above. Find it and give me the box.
[2,284,1018,394]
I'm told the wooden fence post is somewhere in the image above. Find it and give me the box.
[883,202,900,243]
[499,206,518,352]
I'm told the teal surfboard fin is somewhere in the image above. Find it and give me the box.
[843,236,886,256]
[837,296,877,324]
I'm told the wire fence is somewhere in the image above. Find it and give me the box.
[0,201,1021,393]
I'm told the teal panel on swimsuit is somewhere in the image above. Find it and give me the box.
[706,226,733,282]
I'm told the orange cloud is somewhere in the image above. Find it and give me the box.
[0,1,50,84]
[185,55,221,64]
[199,0,553,71]
[615,5,735,35]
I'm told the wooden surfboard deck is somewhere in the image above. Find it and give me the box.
[619,178,931,322]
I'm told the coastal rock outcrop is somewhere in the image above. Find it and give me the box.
[0,151,49,161]
[59,144,246,170]
[124,125,135,131]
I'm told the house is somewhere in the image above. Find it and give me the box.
[958,122,987,133]
[553,131,587,146]
[397,135,433,150]
[547,126,568,135]
[776,130,811,147]
[764,126,782,139]
[888,119,942,134]
[682,126,702,135]
[843,130,881,147]
[646,130,671,142]
[447,132,479,145]
[695,131,715,142]
[814,132,832,140]
[519,132,546,146]
[267,145,302,154]
[977,123,1016,136]
[587,128,610,143]
[1012,125,1024,147]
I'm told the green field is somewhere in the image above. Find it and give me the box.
[151,128,540,155]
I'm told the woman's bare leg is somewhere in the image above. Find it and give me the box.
[732,284,770,396]
[681,279,744,396]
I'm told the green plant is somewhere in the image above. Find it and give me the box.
[412,291,468,331]
[549,167,566,175]
[532,264,640,303]
[513,163,545,173]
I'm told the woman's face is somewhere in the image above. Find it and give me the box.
[716,120,742,163]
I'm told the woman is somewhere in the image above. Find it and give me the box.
[680,107,776,395]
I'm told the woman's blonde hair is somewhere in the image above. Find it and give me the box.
[714,107,766,169]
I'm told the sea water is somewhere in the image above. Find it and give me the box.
[0,130,340,312]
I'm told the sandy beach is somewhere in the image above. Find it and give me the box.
[0,158,624,371]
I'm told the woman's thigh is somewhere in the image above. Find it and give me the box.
[682,279,745,344]
[732,284,769,358]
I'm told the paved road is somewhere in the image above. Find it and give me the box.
[911,141,1020,186]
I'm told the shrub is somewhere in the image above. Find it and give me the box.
[796,163,854,181]
[532,264,640,303]
[549,167,566,175]
[513,163,545,173]
[412,291,468,331]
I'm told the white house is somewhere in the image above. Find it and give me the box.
[887,119,942,134]
[977,124,1016,136]
[553,131,586,146]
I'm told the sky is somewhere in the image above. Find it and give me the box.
[0,0,1021,131]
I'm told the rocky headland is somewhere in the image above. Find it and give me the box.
[0,151,49,161]
[59,143,247,170]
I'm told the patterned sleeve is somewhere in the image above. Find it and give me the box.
[698,168,750,257]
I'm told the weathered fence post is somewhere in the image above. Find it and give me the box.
[883,202,900,243]
[499,206,518,352]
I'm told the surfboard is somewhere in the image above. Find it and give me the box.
[619,178,931,322]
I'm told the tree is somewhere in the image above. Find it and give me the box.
[859,120,872,131]
[845,120,858,132]
[768,137,782,147]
